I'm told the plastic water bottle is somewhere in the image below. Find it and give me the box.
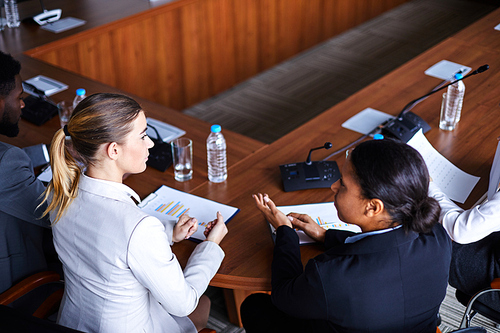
[207,124,227,183]
[439,73,465,131]
[4,0,20,28]
[73,88,86,109]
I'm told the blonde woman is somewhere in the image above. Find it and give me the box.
[42,93,227,333]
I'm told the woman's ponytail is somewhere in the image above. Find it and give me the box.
[41,127,82,224]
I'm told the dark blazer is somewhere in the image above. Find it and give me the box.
[271,224,452,333]
[0,142,50,294]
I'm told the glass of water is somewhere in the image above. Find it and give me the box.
[171,138,193,181]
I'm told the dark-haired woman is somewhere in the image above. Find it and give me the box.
[241,139,452,333]
[41,93,227,333]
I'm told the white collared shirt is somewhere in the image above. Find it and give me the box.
[345,225,403,244]
[429,181,500,244]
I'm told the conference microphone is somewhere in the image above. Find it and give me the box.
[32,0,62,25]
[280,142,339,192]
[397,64,489,118]
[382,64,489,142]
[305,142,333,165]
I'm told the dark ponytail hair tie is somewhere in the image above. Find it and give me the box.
[63,125,70,137]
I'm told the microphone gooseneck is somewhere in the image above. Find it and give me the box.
[306,142,332,165]
[397,64,489,119]
[322,64,490,161]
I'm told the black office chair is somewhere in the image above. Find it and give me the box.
[454,278,500,330]
[0,271,217,333]
[0,271,82,332]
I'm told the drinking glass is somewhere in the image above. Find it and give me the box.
[171,138,193,181]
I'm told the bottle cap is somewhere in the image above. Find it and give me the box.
[373,133,384,140]
[454,73,463,80]
[76,88,86,96]
[211,124,221,133]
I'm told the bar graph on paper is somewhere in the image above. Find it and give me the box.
[155,201,189,219]
[316,216,353,230]
[276,202,361,244]
[154,201,212,228]
[139,185,239,242]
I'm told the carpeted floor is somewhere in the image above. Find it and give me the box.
[183,0,499,144]
[194,0,500,331]
[205,285,500,333]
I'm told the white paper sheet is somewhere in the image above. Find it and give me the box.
[424,60,471,80]
[146,118,186,143]
[41,17,86,33]
[488,140,500,200]
[25,75,68,96]
[495,23,500,31]
[341,108,394,135]
[139,185,239,242]
[407,130,480,203]
[273,202,361,244]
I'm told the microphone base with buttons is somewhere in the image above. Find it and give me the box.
[280,161,340,192]
[381,111,431,142]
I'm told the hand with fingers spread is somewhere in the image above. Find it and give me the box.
[204,211,228,244]
[252,193,293,229]
[172,211,198,242]
[288,213,327,243]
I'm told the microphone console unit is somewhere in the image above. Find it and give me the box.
[280,161,340,192]
[280,142,340,192]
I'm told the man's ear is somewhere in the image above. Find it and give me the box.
[365,198,385,217]
[106,142,120,160]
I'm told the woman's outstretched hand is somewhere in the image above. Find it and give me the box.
[252,193,292,230]
[204,211,228,245]
[173,212,198,242]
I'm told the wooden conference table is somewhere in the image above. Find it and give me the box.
[171,7,500,325]
[4,7,500,328]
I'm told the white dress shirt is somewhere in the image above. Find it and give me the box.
[52,174,224,332]
[429,181,500,244]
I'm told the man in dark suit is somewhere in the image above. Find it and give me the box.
[0,51,54,300]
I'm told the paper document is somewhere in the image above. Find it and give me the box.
[407,130,480,203]
[273,202,361,244]
[25,75,68,96]
[341,108,393,135]
[146,118,186,143]
[488,140,500,200]
[424,60,471,80]
[41,17,86,33]
[37,165,53,183]
[139,185,239,242]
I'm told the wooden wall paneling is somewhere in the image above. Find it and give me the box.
[81,34,114,87]
[206,0,237,96]
[151,10,186,110]
[257,0,279,70]
[233,0,259,81]
[277,0,303,61]
[53,46,81,79]
[180,1,210,107]
[303,0,324,47]
[26,0,410,111]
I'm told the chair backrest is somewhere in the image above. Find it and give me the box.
[0,304,83,333]
[459,282,500,329]
[451,328,487,333]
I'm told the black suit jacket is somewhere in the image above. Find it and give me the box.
[271,224,452,333]
[0,142,50,294]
